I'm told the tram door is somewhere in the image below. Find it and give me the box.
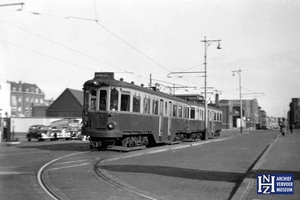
[168,101,172,140]
[158,99,164,141]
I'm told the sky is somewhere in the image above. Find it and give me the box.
[1,0,300,117]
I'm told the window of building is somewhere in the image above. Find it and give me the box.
[11,96,17,106]
[40,99,43,104]
[18,97,22,103]
[25,97,29,102]
[18,107,22,112]
[35,88,39,94]
[121,93,130,111]
[35,98,39,103]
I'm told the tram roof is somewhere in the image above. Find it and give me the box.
[84,72,220,110]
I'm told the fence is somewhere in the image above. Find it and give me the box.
[0,117,62,142]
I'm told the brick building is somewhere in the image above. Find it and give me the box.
[10,81,50,117]
[219,98,260,129]
[289,98,300,128]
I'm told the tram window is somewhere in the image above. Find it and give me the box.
[153,100,158,115]
[121,93,130,111]
[164,102,168,115]
[144,97,150,114]
[214,112,216,121]
[133,95,140,113]
[178,106,182,118]
[110,89,119,111]
[220,113,222,122]
[99,90,107,110]
[89,89,97,111]
[191,107,195,119]
[173,104,177,117]
[84,90,89,111]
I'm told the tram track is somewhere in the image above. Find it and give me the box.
[37,152,88,200]
[38,150,156,200]
[94,157,161,200]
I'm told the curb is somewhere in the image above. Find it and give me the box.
[103,135,234,163]
[231,133,280,200]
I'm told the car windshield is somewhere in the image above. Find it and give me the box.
[38,126,45,130]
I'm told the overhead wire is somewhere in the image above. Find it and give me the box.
[0,38,95,71]
[8,9,200,90]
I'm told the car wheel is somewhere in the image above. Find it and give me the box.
[27,137,31,142]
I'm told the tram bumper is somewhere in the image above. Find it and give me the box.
[82,129,122,138]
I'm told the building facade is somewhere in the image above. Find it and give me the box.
[10,81,48,117]
[219,98,260,129]
[289,98,300,128]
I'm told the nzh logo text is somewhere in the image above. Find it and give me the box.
[257,174,294,195]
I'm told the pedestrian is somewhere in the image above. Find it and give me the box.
[289,122,293,134]
[279,118,286,136]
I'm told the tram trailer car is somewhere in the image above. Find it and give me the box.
[82,72,222,150]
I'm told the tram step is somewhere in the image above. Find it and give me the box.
[107,145,146,152]
[165,141,181,145]
[182,139,200,142]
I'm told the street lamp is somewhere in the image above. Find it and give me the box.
[201,36,221,140]
[232,69,243,133]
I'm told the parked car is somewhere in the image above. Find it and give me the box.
[27,125,55,142]
[51,126,72,140]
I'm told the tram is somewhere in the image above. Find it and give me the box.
[82,72,222,150]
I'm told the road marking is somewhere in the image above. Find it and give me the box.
[37,152,88,200]
[0,171,34,175]
[55,159,89,165]
[46,163,90,171]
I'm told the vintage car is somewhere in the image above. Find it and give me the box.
[27,125,55,142]
[51,126,72,140]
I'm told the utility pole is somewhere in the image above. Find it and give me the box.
[232,69,243,133]
[201,36,221,140]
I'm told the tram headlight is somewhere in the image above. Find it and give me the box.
[107,122,117,130]
[93,80,100,86]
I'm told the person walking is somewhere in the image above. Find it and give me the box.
[279,118,286,136]
[289,121,293,134]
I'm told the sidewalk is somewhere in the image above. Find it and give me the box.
[233,129,300,200]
